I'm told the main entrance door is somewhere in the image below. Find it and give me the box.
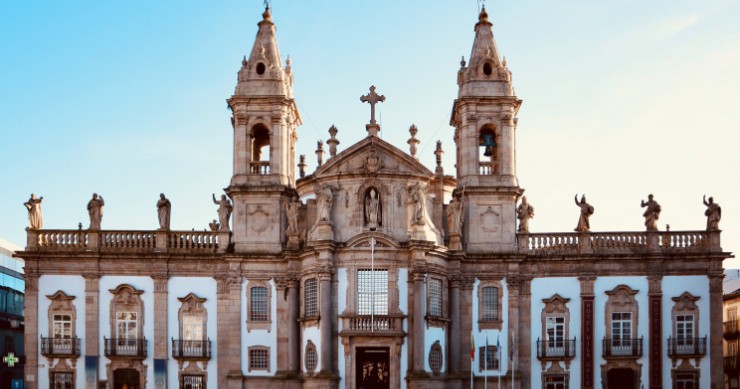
[356,347,390,389]
[113,369,140,389]
[606,368,635,389]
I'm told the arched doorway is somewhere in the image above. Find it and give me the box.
[114,369,140,389]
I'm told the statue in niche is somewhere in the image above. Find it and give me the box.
[641,194,661,231]
[212,193,233,231]
[87,193,105,230]
[156,193,171,230]
[574,194,593,232]
[408,182,427,226]
[446,192,464,236]
[286,196,301,234]
[364,188,381,230]
[703,195,721,231]
[316,185,336,223]
[24,193,43,230]
[208,219,220,232]
[516,195,534,233]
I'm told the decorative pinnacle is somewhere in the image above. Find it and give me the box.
[479,6,489,22]
[407,124,420,159]
[460,56,466,68]
[327,125,340,158]
[434,140,444,175]
[298,154,306,178]
[315,140,324,167]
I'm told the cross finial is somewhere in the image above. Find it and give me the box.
[360,85,385,125]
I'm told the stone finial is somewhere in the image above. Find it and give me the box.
[434,141,444,175]
[316,140,324,167]
[460,56,466,68]
[327,125,340,158]
[298,154,306,178]
[407,124,420,159]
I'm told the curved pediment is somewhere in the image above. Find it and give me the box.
[313,135,434,179]
[346,232,401,249]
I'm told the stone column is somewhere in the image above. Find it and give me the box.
[506,277,520,383]
[647,275,662,389]
[83,274,100,389]
[216,274,243,389]
[318,267,334,373]
[449,277,462,374]
[579,276,596,389]
[412,269,426,372]
[710,274,724,389]
[23,273,39,389]
[275,276,300,374]
[233,113,249,177]
[287,277,300,373]
[518,278,532,389]
[152,275,169,389]
[459,276,475,373]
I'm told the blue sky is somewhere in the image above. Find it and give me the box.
[1,1,739,265]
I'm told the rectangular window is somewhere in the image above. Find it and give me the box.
[478,346,499,370]
[676,315,694,345]
[729,308,738,322]
[53,314,72,338]
[249,348,270,371]
[52,372,74,389]
[116,311,138,356]
[730,342,738,356]
[611,312,632,355]
[183,315,203,341]
[481,286,499,321]
[544,374,568,389]
[545,316,565,350]
[428,278,443,317]
[357,269,388,315]
[304,278,318,318]
[250,286,269,321]
[674,372,696,389]
[181,375,205,389]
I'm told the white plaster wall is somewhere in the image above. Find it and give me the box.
[167,277,217,389]
[241,278,278,376]
[471,277,509,377]
[398,268,408,389]
[530,277,581,389]
[662,275,710,389]
[336,268,347,385]
[37,275,86,389]
[424,273,446,374]
[99,276,154,387]
[594,276,649,389]
[303,326,322,371]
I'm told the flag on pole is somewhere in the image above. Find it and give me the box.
[471,332,476,360]
[485,335,490,367]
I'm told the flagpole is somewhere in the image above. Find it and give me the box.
[511,331,515,389]
[497,334,501,389]
[471,331,475,389]
[370,235,375,333]
[484,335,489,389]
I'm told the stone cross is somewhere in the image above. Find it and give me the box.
[360,86,385,125]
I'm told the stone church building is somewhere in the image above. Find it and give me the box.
[18,7,728,389]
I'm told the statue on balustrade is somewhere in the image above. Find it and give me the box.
[316,185,335,223]
[24,193,43,230]
[517,195,534,233]
[87,193,105,230]
[703,195,721,231]
[641,194,661,231]
[574,194,594,232]
[156,193,171,230]
[446,192,464,236]
[212,193,233,231]
[365,188,381,230]
[286,196,301,234]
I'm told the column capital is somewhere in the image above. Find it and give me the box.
[647,274,663,295]
[215,274,242,294]
[709,274,724,294]
[578,275,597,296]
[151,275,169,292]
[24,272,39,292]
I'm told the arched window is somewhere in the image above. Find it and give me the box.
[251,124,270,174]
[479,125,497,175]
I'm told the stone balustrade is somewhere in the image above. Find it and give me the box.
[250,161,271,175]
[519,230,721,255]
[26,229,230,254]
[339,314,406,337]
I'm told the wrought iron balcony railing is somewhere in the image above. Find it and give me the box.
[602,337,643,358]
[40,337,81,358]
[536,338,576,360]
[171,339,212,360]
[667,336,707,358]
[724,320,740,339]
[104,338,147,358]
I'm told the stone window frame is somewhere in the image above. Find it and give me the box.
[177,293,207,341]
[302,277,319,321]
[46,291,77,341]
[671,360,700,389]
[604,284,639,344]
[246,279,272,332]
[426,274,448,328]
[304,340,318,374]
[249,123,271,164]
[50,371,75,388]
[356,268,390,316]
[341,264,400,317]
[478,279,504,330]
[109,284,145,341]
[428,340,443,376]
[248,346,271,372]
[541,294,571,348]
[542,362,570,389]
[478,345,499,371]
[671,292,700,340]
[179,356,207,389]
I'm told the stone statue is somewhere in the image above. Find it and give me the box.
[212,193,233,231]
[446,193,464,236]
[574,194,594,232]
[156,193,171,230]
[23,193,43,230]
[408,182,427,226]
[516,196,534,233]
[286,196,300,234]
[703,195,721,231]
[87,193,105,230]
[640,194,661,231]
[365,188,380,229]
[316,185,335,223]
[208,219,220,231]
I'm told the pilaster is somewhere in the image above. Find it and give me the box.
[83,273,100,389]
[318,266,334,374]
[152,275,169,389]
[709,273,724,388]
[647,275,662,389]
[23,272,39,389]
[216,272,244,388]
[449,276,462,374]
[579,276,596,389]
[411,267,427,373]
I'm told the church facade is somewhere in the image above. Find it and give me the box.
[18,7,728,389]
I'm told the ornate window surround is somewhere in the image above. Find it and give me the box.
[478,279,503,330]
[47,291,77,341]
[301,277,319,326]
[177,292,207,341]
[246,279,272,332]
[671,292,700,339]
[604,284,639,341]
[426,275,448,328]
[109,284,145,340]
[428,340,443,376]
[247,346,271,372]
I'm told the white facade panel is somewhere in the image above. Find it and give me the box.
[472,277,509,377]
[241,278,278,376]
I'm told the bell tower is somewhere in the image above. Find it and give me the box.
[450,7,522,253]
[227,7,301,253]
